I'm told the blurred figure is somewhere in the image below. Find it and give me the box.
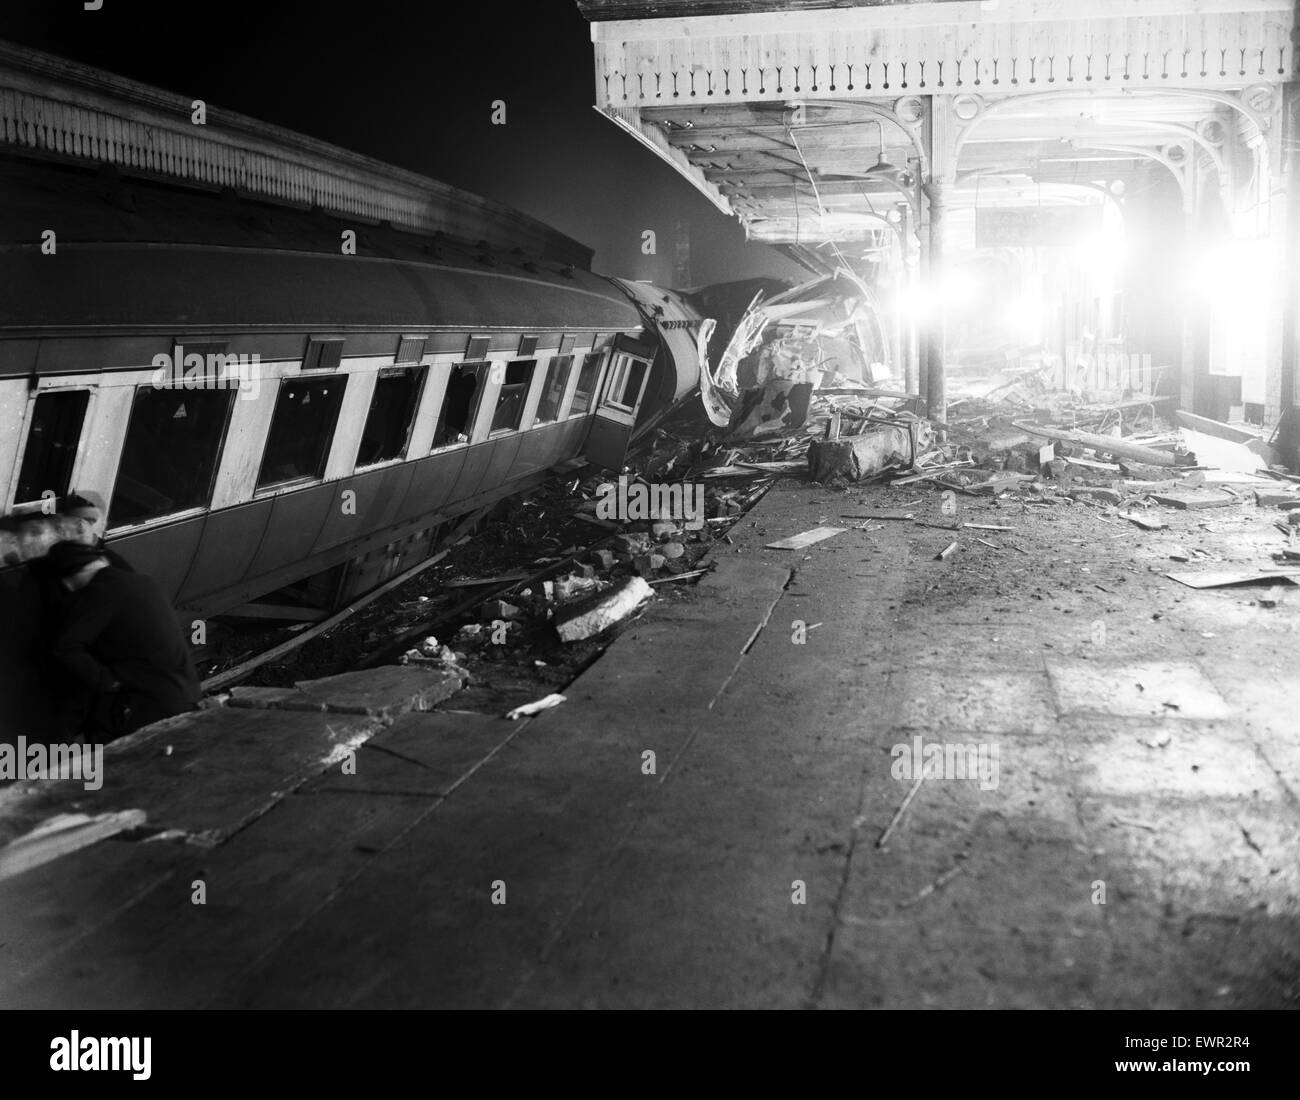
[46,541,200,741]
[57,491,133,570]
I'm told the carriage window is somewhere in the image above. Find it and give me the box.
[257,376,345,488]
[606,356,648,412]
[535,355,573,424]
[15,390,89,505]
[569,352,604,415]
[490,360,535,433]
[357,367,424,467]
[434,362,486,448]
[109,388,233,526]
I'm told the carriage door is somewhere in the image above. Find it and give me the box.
[583,338,654,470]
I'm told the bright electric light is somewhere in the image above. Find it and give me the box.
[940,268,978,308]
[1187,237,1275,313]
[1003,295,1043,343]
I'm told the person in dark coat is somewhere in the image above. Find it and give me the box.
[46,541,201,741]
[21,495,135,738]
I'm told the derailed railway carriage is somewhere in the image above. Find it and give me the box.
[0,42,702,734]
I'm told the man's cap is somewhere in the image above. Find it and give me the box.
[46,540,107,576]
[57,491,105,517]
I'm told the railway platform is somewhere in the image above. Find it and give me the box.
[1,474,1298,1009]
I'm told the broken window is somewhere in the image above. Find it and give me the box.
[605,355,648,412]
[257,376,345,489]
[14,389,89,506]
[535,355,573,424]
[569,351,604,416]
[434,362,486,448]
[110,387,234,526]
[491,360,535,433]
[357,367,424,467]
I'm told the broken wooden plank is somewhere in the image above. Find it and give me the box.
[1118,512,1167,531]
[647,568,712,584]
[442,572,533,588]
[877,775,925,850]
[889,462,974,486]
[700,465,763,478]
[1014,421,1183,466]
[735,460,807,473]
[962,523,1015,532]
[1166,571,1300,590]
[765,527,844,551]
[1065,456,1121,472]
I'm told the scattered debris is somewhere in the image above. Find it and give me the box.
[935,542,959,561]
[505,693,566,720]
[1257,587,1285,608]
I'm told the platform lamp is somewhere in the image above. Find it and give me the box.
[865,120,917,192]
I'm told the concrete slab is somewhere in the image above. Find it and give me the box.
[1045,658,1233,720]
[888,670,1057,734]
[293,664,466,717]
[1070,725,1282,801]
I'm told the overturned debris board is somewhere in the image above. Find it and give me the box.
[1166,571,1300,590]
[765,526,843,551]
[0,810,147,884]
[1150,491,1238,510]
[555,576,653,642]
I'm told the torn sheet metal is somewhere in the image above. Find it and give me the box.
[702,271,886,434]
[808,416,934,482]
[727,379,814,440]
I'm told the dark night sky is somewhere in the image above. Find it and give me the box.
[0,0,807,286]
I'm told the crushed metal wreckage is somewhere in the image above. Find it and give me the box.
[697,271,890,440]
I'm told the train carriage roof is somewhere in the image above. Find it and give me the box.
[0,158,641,345]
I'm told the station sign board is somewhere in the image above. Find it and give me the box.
[976,205,1102,248]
